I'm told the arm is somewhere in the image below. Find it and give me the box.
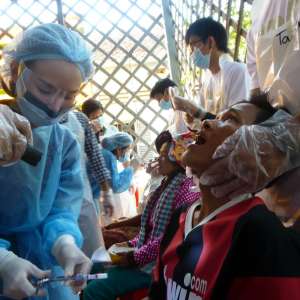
[105,214,141,229]
[104,150,134,193]
[132,236,163,266]
[75,111,111,186]
[41,132,83,260]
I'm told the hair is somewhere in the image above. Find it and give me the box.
[235,94,277,124]
[185,17,228,53]
[150,78,177,99]
[81,98,103,117]
[155,130,173,153]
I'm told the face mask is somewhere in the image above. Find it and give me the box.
[159,99,172,110]
[17,91,69,127]
[97,116,106,127]
[16,69,70,127]
[119,153,130,163]
[192,48,211,69]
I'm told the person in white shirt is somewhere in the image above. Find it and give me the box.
[150,78,188,135]
[186,18,250,114]
[170,17,250,129]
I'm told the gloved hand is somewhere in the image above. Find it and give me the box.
[0,249,50,300]
[0,105,32,166]
[52,235,92,294]
[200,110,300,198]
[168,87,206,118]
[101,189,114,217]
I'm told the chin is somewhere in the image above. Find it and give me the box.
[182,144,201,168]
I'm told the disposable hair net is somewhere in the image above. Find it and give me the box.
[102,132,133,151]
[2,23,93,82]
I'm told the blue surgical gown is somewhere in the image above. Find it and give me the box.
[102,149,133,193]
[88,149,133,210]
[0,123,83,270]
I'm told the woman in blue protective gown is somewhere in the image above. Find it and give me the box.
[101,132,135,194]
[0,23,93,300]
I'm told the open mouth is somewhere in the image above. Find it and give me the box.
[195,134,206,145]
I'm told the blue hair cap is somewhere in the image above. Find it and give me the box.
[12,23,93,81]
[102,132,134,151]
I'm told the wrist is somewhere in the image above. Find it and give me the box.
[52,234,76,257]
[0,249,16,271]
[193,108,204,119]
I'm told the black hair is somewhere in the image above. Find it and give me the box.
[150,78,177,99]
[155,130,173,153]
[81,98,103,117]
[185,17,228,53]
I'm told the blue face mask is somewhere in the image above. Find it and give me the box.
[192,48,211,69]
[97,116,106,127]
[17,91,69,127]
[159,99,172,110]
[119,153,130,163]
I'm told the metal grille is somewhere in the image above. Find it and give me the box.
[0,0,253,160]
[0,0,170,161]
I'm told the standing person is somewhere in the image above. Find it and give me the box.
[0,23,93,299]
[186,17,250,114]
[150,78,188,135]
[60,110,113,257]
[81,98,118,140]
[101,132,137,223]
[170,17,250,129]
[198,0,300,223]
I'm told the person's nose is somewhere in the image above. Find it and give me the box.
[201,119,212,130]
[48,92,66,112]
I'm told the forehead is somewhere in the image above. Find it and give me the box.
[153,92,164,100]
[29,59,82,92]
[230,103,261,125]
[189,34,203,44]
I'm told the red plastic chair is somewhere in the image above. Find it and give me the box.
[118,288,148,300]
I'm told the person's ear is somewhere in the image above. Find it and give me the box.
[207,36,216,50]
[10,60,19,84]
[115,148,121,159]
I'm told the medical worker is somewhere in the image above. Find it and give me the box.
[0,105,32,165]
[0,23,93,299]
[101,132,139,221]
[199,1,300,219]
[170,17,250,128]
[150,78,188,135]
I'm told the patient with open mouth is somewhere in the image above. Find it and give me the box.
[149,102,300,300]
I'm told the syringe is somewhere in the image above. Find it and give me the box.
[36,273,108,287]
